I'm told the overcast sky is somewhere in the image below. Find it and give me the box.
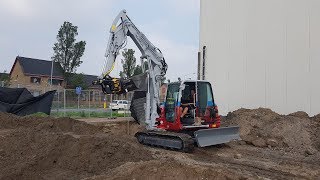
[0,0,199,81]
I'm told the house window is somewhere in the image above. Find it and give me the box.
[48,79,62,86]
[30,77,41,84]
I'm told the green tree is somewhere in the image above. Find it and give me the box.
[133,61,166,84]
[133,61,149,76]
[0,70,10,87]
[52,21,86,78]
[68,73,87,89]
[119,49,137,78]
[133,65,142,76]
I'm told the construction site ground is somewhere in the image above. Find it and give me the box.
[0,108,319,180]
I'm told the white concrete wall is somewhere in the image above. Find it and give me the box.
[200,0,320,116]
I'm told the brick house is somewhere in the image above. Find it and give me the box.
[9,56,65,96]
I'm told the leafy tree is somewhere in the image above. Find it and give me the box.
[52,21,86,78]
[133,65,142,76]
[133,61,149,76]
[119,49,166,86]
[119,49,137,78]
[68,73,87,89]
[133,62,166,84]
[0,70,10,87]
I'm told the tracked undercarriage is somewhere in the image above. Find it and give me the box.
[135,130,195,153]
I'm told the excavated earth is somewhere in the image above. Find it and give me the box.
[0,108,319,180]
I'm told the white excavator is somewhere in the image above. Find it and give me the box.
[93,10,240,152]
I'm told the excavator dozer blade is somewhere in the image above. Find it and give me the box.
[194,126,241,147]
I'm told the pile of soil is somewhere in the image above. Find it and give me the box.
[223,108,320,154]
[89,159,240,180]
[0,112,153,180]
[1,109,319,179]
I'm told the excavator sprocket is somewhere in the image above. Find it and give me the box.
[135,130,195,153]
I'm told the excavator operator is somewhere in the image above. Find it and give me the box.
[180,89,196,118]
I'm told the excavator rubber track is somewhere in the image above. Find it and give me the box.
[135,130,195,153]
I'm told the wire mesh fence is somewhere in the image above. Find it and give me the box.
[51,89,134,118]
[7,83,134,118]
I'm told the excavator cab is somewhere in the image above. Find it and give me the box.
[162,81,219,127]
[179,81,219,126]
[158,80,240,147]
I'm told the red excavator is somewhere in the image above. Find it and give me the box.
[93,10,240,152]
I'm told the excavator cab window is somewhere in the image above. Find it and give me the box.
[165,83,180,122]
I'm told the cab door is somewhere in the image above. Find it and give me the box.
[196,81,215,121]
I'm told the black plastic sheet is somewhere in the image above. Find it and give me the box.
[0,87,56,116]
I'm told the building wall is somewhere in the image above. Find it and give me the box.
[200,0,320,116]
[10,61,30,86]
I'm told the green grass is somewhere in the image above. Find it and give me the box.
[51,105,104,109]
[50,111,130,119]
[27,112,50,118]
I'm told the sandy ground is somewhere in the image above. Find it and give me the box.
[0,109,319,180]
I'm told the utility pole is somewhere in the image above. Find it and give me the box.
[50,59,54,90]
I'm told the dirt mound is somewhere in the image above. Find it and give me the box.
[312,113,320,122]
[223,108,320,154]
[0,112,100,134]
[88,159,240,180]
[0,113,153,180]
[288,111,309,119]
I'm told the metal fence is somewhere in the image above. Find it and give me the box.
[50,89,134,118]
[6,83,134,118]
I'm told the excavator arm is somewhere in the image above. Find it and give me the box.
[93,10,167,129]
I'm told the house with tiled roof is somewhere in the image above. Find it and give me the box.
[9,56,65,95]
[9,56,101,96]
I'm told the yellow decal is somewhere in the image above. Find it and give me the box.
[104,63,116,77]
[111,25,116,32]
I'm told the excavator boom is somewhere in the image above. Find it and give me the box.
[93,9,167,130]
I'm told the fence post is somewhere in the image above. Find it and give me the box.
[88,90,91,118]
[63,89,66,117]
[110,94,113,118]
[77,94,80,110]
[57,88,60,113]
